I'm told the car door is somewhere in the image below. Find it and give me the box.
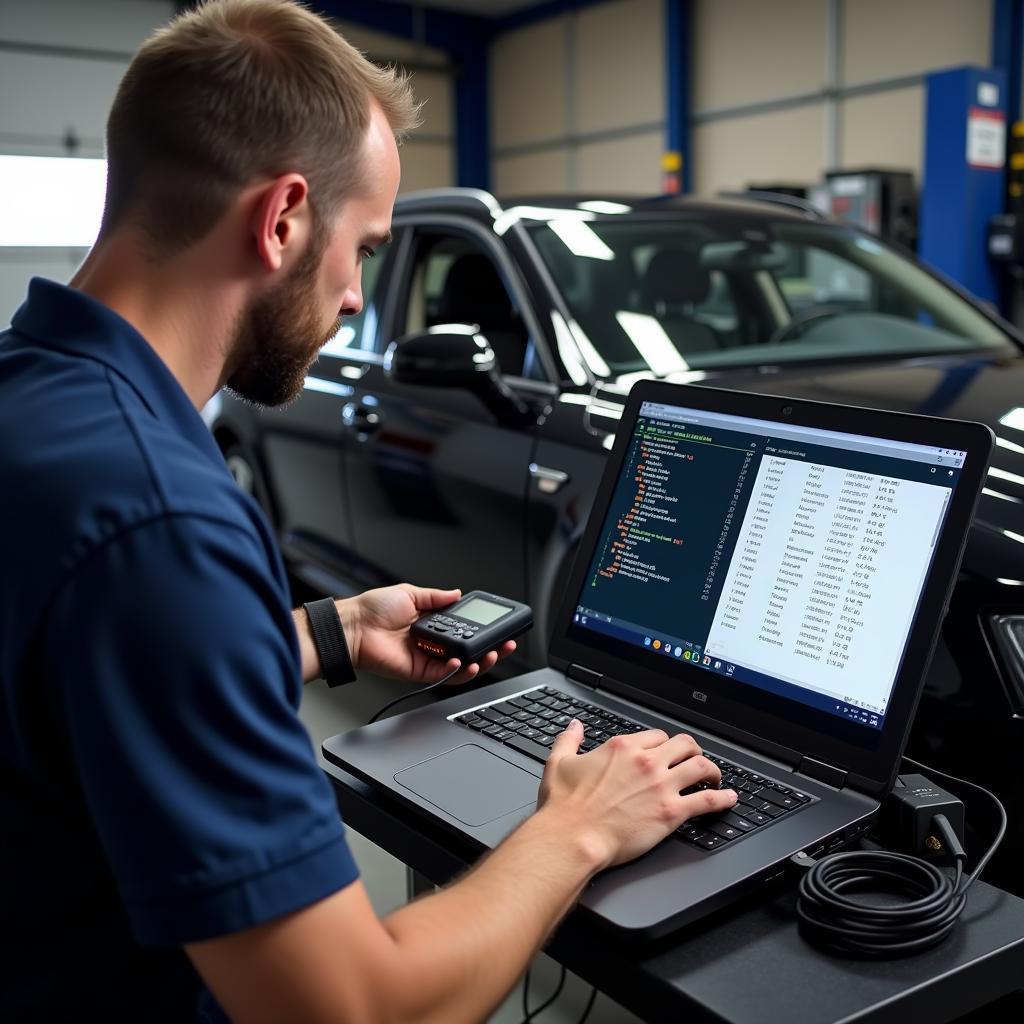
[341,218,554,601]
[258,234,398,588]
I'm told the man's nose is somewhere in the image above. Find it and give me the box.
[341,267,363,317]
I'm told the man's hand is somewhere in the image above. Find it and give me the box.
[338,584,515,685]
[537,721,737,869]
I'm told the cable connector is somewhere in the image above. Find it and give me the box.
[930,812,967,864]
[877,773,965,859]
[789,850,818,873]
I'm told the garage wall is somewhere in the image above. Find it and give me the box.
[491,0,664,196]
[0,7,455,324]
[330,21,455,195]
[0,1,175,322]
[489,0,995,200]
[692,0,994,195]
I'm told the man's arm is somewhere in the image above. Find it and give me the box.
[187,723,737,1024]
[294,584,513,687]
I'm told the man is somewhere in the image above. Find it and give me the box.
[0,2,736,1021]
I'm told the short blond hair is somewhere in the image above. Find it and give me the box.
[102,0,419,254]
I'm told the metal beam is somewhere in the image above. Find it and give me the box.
[316,1,491,189]
[495,0,619,34]
[665,0,691,193]
[691,71,927,125]
[823,0,843,171]
[992,0,1024,127]
[492,120,665,159]
[0,39,134,64]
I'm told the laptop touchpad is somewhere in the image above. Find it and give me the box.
[395,744,540,827]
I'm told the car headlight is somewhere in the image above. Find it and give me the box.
[989,614,1024,711]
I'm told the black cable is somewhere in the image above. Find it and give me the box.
[575,985,598,1023]
[795,756,1007,958]
[366,666,460,724]
[520,964,566,1023]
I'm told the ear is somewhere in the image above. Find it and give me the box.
[250,173,311,273]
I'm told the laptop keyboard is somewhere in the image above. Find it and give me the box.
[451,686,813,852]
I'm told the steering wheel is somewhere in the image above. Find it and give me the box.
[768,304,848,345]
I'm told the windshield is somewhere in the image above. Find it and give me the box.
[526,215,1014,376]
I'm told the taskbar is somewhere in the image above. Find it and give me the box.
[573,605,885,731]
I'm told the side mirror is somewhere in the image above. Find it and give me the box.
[384,324,496,387]
[384,325,530,425]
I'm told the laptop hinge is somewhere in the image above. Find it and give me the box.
[568,664,603,689]
[798,756,847,789]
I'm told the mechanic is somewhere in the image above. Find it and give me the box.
[0,2,736,1021]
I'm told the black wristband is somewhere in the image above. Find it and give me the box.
[303,598,357,687]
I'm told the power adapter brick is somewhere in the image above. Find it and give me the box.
[876,772,966,859]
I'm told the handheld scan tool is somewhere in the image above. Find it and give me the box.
[411,591,533,662]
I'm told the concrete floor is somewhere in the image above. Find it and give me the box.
[298,674,643,1024]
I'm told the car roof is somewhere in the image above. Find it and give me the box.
[392,188,824,225]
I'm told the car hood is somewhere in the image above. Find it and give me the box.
[590,353,1024,588]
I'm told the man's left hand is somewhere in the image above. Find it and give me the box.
[340,584,516,685]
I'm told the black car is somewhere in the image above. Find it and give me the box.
[208,190,1024,891]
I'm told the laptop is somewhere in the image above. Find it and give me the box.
[323,380,993,940]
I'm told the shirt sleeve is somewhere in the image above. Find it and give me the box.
[42,512,359,946]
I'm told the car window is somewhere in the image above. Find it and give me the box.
[527,218,1013,375]
[319,240,391,357]
[403,230,544,380]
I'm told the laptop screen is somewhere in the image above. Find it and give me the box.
[570,399,966,734]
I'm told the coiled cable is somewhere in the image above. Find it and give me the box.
[795,757,1006,957]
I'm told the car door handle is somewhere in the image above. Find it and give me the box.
[530,464,569,494]
[342,402,381,436]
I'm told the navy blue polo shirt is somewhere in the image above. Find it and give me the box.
[0,279,358,1021]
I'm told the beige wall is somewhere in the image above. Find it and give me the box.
[493,149,571,196]
[841,85,925,177]
[694,105,826,193]
[691,0,994,196]
[577,130,664,193]
[576,0,664,134]
[491,0,665,195]
[335,20,455,193]
[693,0,826,111]
[843,0,991,83]
[491,16,569,149]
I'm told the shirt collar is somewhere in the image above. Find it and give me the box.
[10,277,226,468]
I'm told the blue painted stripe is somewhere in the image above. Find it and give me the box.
[313,2,492,189]
[665,0,691,193]
[317,2,490,52]
[454,48,490,189]
[992,0,1023,126]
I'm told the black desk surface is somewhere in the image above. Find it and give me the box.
[322,759,1024,1024]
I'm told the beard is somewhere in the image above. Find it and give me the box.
[224,236,341,408]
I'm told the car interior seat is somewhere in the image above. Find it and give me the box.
[639,247,721,354]
[431,253,530,376]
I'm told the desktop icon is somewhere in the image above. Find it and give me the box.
[714,660,722,670]
[702,655,711,666]
[683,651,691,660]
[644,636,651,646]
[674,646,683,657]
[653,640,662,650]
[726,664,735,675]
